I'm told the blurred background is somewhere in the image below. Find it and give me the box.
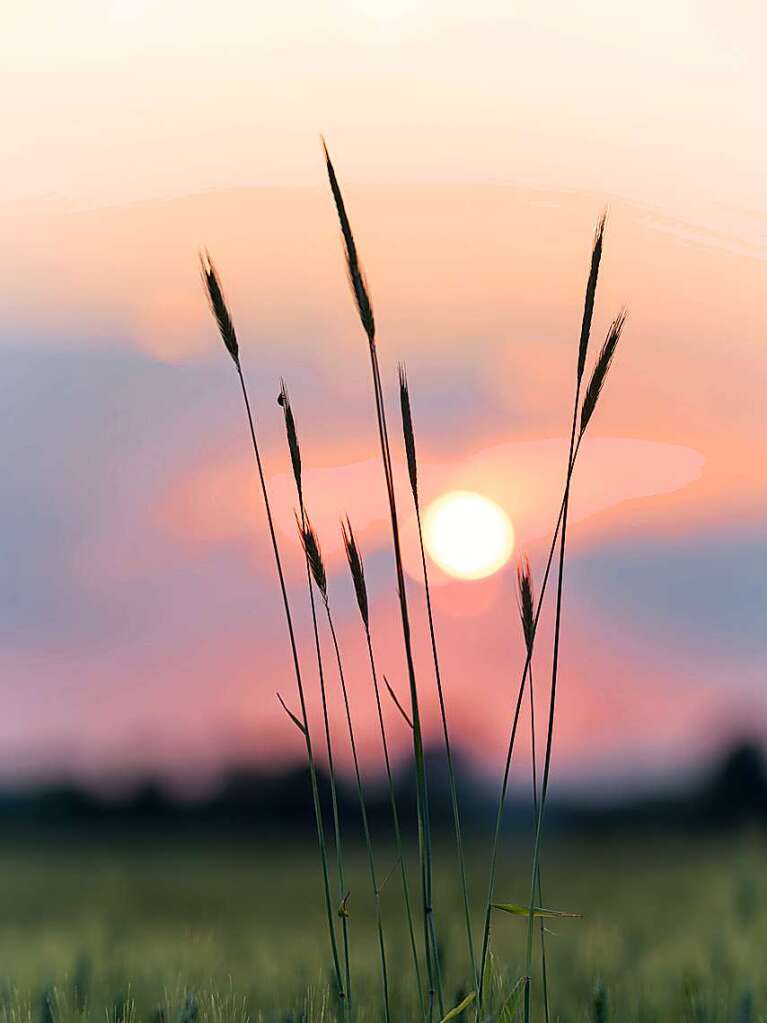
[2,0,766,797]
[1,3,766,1019]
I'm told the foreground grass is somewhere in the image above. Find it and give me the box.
[0,830,764,1022]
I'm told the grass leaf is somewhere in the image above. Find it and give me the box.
[383,675,413,729]
[276,693,306,735]
[493,903,582,919]
[499,977,527,1023]
[438,991,476,1023]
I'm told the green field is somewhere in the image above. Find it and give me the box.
[0,830,764,1022]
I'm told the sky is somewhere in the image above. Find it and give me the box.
[1,1,766,796]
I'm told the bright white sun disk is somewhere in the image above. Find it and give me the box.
[422,491,514,580]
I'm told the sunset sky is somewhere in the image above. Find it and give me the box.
[2,2,765,795]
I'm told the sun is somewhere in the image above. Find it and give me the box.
[422,491,514,580]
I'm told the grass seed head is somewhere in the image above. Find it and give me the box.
[579,309,627,435]
[321,137,376,346]
[200,251,239,364]
[278,380,302,498]
[398,363,418,501]
[516,555,536,656]
[577,212,607,383]
[298,514,327,599]
[342,517,369,629]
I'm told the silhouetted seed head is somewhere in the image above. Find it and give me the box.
[321,137,376,346]
[516,556,536,656]
[576,212,607,383]
[200,251,239,364]
[298,514,327,599]
[279,380,302,498]
[398,364,418,501]
[579,309,627,435]
[342,517,369,629]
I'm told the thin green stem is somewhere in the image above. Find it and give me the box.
[523,396,581,1023]
[528,665,550,1023]
[414,500,478,992]
[523,218,607,1020]
[234,363,346,1015]
[477,435,582,1008]
[297,497,351,1006]
[364,628,426,1014]
[323,600,390,1023]
[368,344,442,1018]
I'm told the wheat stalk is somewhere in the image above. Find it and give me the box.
[398,364,479,994]
[477,214,612,1013]
[200,255,346,1015]
[342,516,425,1008]
[279,381,351,1004]
[522,216,619,1023]
[322,137,442,1019]
[516,557,550,1023]
[299,516,392,1023]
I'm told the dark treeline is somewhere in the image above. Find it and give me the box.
[0,741,765,838]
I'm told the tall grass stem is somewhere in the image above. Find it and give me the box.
[400,365,479,994]
[323,139,443,1018]
[201,258,346,1015]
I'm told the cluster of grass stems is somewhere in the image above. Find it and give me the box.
[201,143,626,1023]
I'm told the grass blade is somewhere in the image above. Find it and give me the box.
[276,693,307,735]
[383,676,414,730]
[499,977,527,1023]
[438,992,476,1023]
[493,904,581,919]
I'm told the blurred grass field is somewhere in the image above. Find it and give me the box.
[0,830,764,1022]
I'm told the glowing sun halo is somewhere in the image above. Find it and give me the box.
[422,491,514,580]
